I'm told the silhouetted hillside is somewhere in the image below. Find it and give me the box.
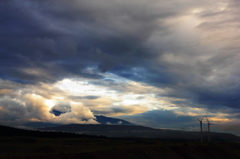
[1,124,240,159]
[39,124,240,142]
[1,124,240,142]
[0,125,103,138]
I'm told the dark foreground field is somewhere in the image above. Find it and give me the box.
[1,125,240,159]
[1,137,240,159]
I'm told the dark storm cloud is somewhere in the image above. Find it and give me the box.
[0,0,202,82]
[69,95,100,100]
[111,64,176,86]
[0,0,92,83]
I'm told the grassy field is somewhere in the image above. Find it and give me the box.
[1,136,240,159]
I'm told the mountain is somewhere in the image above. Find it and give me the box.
[95,115,134,125]
[50,109,64,116]
[23,115,134,128]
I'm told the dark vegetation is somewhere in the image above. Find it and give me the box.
[0,125,104,138]
[1,124,240,159]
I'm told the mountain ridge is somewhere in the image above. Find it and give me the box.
[23,115,134,128]
[95,115,134,125]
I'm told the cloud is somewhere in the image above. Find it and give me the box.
[0,0,209,82]
[50,102,98,124]
[0,79,97,126]
[69,95,100,100]
[213,119,240,136]
[217,120,240,132]
[92,105,148,117]
[50,101,72,115]
[118,108,240,136]
[118,109,198,128]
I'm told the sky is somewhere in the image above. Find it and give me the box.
[0,0,240,135]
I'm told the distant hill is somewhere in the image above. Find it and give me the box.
[39,124,240,142]
[1,124,240,142]
[24,122,63,128]
[0,124,100,138]
[39,124,154,133]
[23,115,134,128]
